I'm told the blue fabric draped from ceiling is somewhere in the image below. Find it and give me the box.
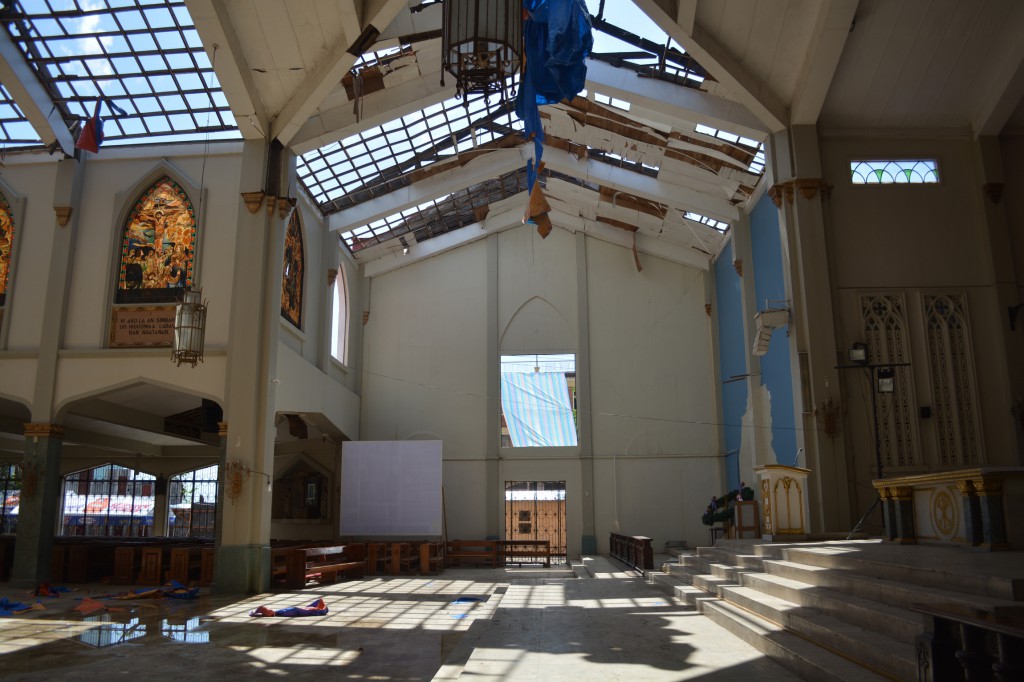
[516,0,593,193]
[500,371,579,447]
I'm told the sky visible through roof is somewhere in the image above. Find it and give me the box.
[0,1,759,248]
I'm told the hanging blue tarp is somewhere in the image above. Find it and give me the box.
[516,0,593,191]
[500,372,578,447]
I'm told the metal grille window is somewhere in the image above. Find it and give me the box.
[505,480,566,564]
[168,465,217,538]
[4,0,239,144]
[60,465,156,537]
[0,463,20,535]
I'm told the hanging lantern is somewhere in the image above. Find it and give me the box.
[442,0,522,98]
[172,288,207,367]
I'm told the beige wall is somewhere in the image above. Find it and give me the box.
[361,222,723,554]
[821,134,1022,513]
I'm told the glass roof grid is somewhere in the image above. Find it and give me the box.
[299,83,518,213]
[0,82,43,147]
[5,0,239,143]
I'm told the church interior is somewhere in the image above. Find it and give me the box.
[0,0,1022,679]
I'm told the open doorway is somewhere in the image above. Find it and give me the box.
[504,480,566,564]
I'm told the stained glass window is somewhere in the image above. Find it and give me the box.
[850,160,939,184]
[281,211,304,329]
[116,176,196,304]
[0,191,13,307]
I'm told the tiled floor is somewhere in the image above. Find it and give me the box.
[0,558,795,681]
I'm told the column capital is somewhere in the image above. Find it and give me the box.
[23,423,63,438]
[217,421,229,437]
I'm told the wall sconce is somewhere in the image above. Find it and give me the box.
[172,288,207,367]
[848,341,868,365]
[876,366,895,393]
[224,460,272,504]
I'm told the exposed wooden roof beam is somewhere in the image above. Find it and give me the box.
[184,0,269,139]
[272,0,407,146]
[791,0,858,125]
[632,0,789,133]
[0,28,73,155]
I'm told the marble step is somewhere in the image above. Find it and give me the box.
[782,545,1023,602]
[738,570,920,643]
[699,599,889,681]
[720,584,916,680]
[761,558,1022,616]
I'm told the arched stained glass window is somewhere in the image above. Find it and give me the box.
[281,211,304,328]
[0,191,14,307]
[116,176,196,304]
[850,160,939,184]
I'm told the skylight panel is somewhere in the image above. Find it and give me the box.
[5,0,239,144]
[0,83,42,147]
[684,212,729,232]
[298,82,517,209]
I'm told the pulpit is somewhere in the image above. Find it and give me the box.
[753,464,811,540]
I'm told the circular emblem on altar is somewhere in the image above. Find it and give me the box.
[931,489,958,538]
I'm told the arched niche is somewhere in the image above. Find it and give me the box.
[499,295,574,354]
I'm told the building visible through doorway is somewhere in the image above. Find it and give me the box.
[504,480,566,564]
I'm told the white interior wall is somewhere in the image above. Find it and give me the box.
[361,221,721,552]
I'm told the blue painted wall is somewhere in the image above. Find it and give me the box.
[714,240,746,488]
[749,195,798,465]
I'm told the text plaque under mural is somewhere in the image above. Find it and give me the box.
[110,306,175,347]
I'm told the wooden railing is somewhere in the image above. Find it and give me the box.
[609,533,653,571]
[914,603,1024,681]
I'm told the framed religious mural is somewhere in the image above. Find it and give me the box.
[0,190,13,308]
[115,176,196,305]
[281,211,304,329]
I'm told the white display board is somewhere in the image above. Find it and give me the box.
[340,440,443,536]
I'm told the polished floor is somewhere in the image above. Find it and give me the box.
[0,555,795,681]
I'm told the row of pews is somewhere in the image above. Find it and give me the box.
[0,536,556,589]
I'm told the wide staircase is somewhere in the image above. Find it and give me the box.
[650,538,1024,681]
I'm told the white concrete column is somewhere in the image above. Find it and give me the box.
[766,126,852,533]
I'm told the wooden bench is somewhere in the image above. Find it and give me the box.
[500,539,550,567]
[417,542,444,574]
[273,544,367,589]
[445,540,498,568]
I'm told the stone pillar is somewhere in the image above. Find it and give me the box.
[152,475,169,536]
[879,488,897,541]
[11,423,64,586]
[766,126,852,533]
[956,480,983,546]
[974,478,1008,550]
[214,141,289,594]
[890,486,917,544]
[576,233,596,556]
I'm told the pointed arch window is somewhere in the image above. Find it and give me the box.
[330,261,349,364]
[281,211,304,328]
[116,177,197,304]
[0,191,14,308]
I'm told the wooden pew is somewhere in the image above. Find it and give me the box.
[418,542,444,574]
[273,543,367,589]
[445,539,498,568]
[500,539,550,567]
